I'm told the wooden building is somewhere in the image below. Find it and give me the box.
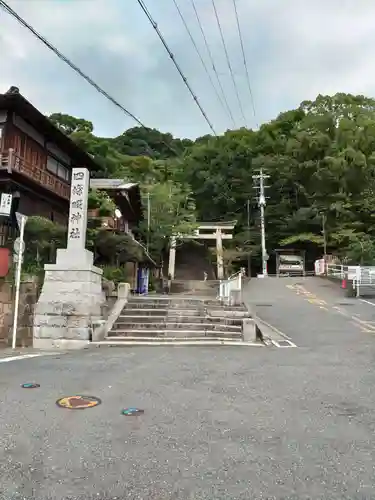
[0,86,143,243]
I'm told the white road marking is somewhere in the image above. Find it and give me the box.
[255,316,292,340]
[360,299,375,307]
[271,340,297,348]
[0,354,43,363]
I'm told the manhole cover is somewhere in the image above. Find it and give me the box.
[121,408,144,416]
[56,395,101,410]
[21,383,40,389]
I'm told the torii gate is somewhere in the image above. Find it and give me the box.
[168,221,235,280]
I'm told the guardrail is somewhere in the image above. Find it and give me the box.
[326,264,360,280]
[218,271,243,304]
[322,263,375,297]
[353,267,375,297]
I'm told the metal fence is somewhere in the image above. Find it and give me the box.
[353,266,375,297]
[325,263,375,297]
[326,264,360,281]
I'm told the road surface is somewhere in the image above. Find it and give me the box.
[1,278,375,498]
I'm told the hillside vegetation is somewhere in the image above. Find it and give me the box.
[49,92,375,271]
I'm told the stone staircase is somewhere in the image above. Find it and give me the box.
[95,295,257,346]
[170,280,219,296]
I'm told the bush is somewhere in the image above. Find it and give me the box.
[101,265,129,283]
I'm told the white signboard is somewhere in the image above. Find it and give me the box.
[0,193,12,216]
[67,168,90,250]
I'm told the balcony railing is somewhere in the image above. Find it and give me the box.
[0,151,10,169]
[0,148,70,200]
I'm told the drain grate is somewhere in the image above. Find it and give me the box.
[255,303,272,307]
[338,303,354,306]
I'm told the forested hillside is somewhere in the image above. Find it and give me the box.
[49,92,375,270]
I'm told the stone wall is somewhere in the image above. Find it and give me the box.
[0,275,117,348]
[0,277,40,348]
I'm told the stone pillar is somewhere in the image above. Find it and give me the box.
[33,168,105,350]
[216,229,224,279]
[168,236,176,280]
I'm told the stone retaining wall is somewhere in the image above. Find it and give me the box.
[0,277,40,348]
[0,276,116,348]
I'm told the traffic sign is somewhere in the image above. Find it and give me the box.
[13,237,25,255]
[15,212,27,230]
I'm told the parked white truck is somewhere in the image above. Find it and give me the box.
[277,253,305,277]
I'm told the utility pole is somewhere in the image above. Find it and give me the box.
[147,192,151,252]
[253,169,269,276]
[321,213,327,257]
[246,198,251,277]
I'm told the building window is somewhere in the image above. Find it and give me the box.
[47,155,70,182]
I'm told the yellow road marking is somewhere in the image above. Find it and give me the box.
[286,283,375,335]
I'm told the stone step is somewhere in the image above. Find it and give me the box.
[207,310,250,318]
[117,315,243,325]
[125,302,171,309]
[109,329,242,338]
[121,308,205,316]
[93,338,261,347]
[128,297,206,304]
[125,302,207,310]
[112,322,242,331]
[121,308,169,316]
[208,304,247,310]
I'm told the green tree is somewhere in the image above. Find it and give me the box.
[139,181,197,264]
[49,113,94,135]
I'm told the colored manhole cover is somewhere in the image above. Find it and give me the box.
[121,408,144,416]
[21,383,40,389]
[56,395,101,410]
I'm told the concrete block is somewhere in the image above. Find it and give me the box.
[229,289,242,306]
[118,282,130,299]
[33,249,105,348]
[242,318,256,342]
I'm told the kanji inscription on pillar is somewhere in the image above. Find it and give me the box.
[67,168,89,250]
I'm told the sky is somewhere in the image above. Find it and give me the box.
[1,0,375,140]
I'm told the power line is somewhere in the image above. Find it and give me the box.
[232,0,257,124]
[171,0,230,124]
[137,0,217,136]
[0,0,145,126]
[0,0,182,158]
[189,0,235,128]
[211,0,247,126]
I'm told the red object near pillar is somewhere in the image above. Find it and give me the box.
[0,248,10,277]
[341,279,347,289]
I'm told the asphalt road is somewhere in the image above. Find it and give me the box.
[1,277,375,499]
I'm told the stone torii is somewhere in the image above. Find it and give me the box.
[168,222,235,280]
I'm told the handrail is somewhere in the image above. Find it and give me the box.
[228,270,242,280]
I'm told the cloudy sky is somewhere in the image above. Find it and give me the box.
[1,0,375,139]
